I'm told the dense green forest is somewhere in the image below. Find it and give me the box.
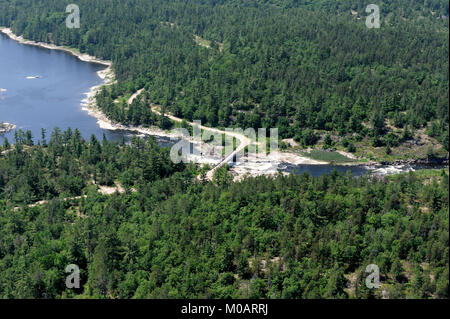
[0,1,448,300]
[1,0,448,157]
[0,129,448,298]
[0,128,186,205]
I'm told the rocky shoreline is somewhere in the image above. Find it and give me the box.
[0,27,111,66]
[380,157,449,167]
[0,122,15,134]
[2,26,447,176]
[0,26,117,134]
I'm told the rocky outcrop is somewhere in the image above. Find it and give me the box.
[0,122,16,133]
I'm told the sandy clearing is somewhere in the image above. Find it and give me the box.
[1,27,122,138]
[127,88,145,105]
[97,182,126,195]
[13,195,88,211]
[13,181,131,210]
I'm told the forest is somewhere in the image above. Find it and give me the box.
[0,129,448,298]
[0,0,448,299]
[0,0,448,155]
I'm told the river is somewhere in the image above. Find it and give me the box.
[0,33,445,178]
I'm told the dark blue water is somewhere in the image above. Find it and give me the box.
[0,33,178,147]
[0,33,115,142]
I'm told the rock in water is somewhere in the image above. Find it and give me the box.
[0,122,16,133]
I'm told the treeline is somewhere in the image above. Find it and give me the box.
[0,128,186,205]
[0,133,448,298]
[0,0,448,150]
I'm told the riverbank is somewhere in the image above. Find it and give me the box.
[0,27,146,137]
[81,87,185,140]
[0,27,127,138]
[3,26,444,180]
[0,27,353,173]
[0,27,111,66]
[0,27,185,142]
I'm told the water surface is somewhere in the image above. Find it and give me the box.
[0,33,146,144]
[1,34,444,177]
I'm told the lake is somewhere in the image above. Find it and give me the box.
[0,33,177,148]
[0,33,112,141]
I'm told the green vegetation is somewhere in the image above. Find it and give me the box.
[0,128,186,205]
[0,0,448,160]
[0,1,448,300]
[299,149,357,163]
[0,129,448,299]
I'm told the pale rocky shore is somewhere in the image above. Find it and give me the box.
[0,28,161,139]
[0,122,16,134]
[1,26,386,180]
[0,28,111,66]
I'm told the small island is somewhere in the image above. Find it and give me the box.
[0,122,16,133]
